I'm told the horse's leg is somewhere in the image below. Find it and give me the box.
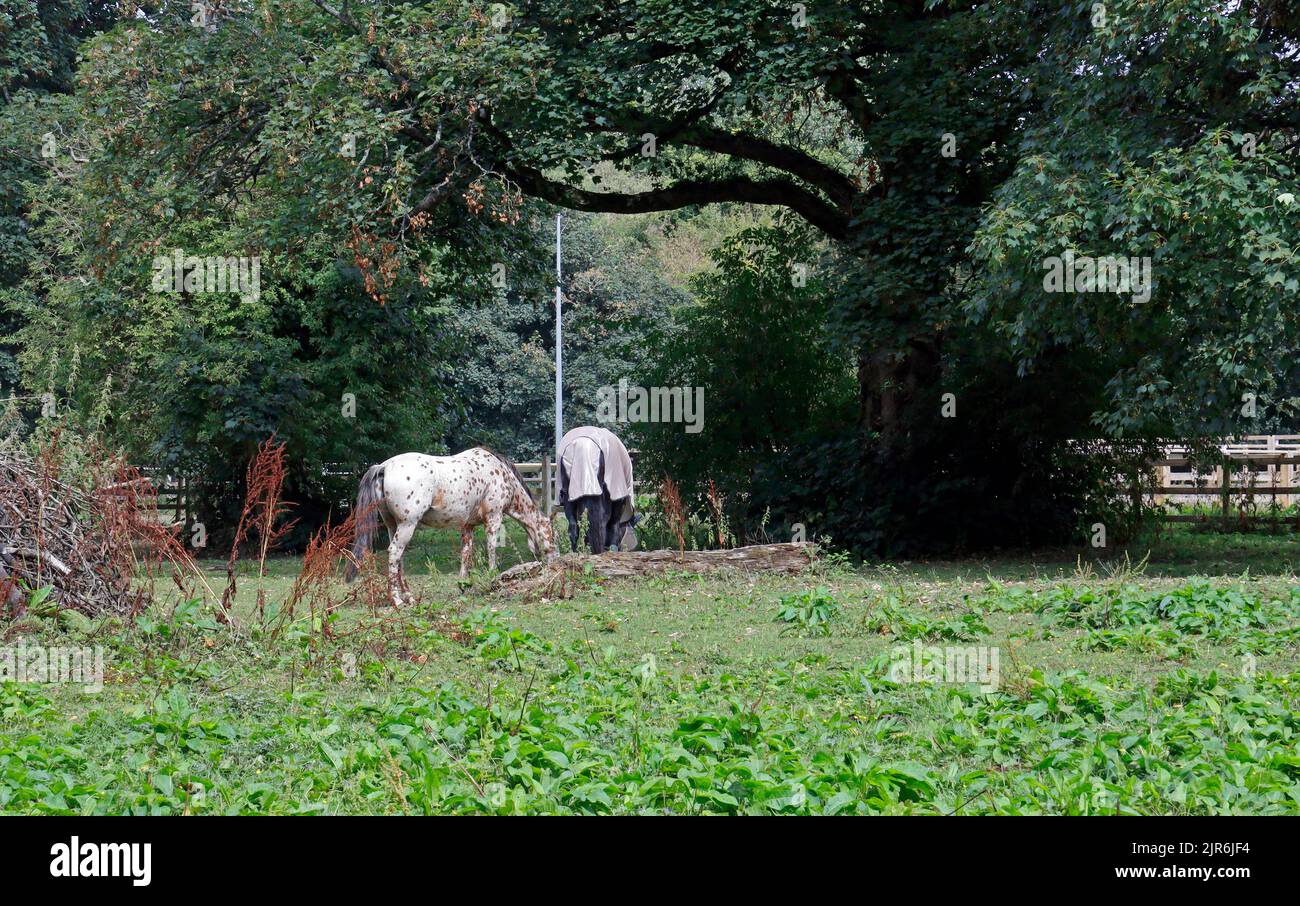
[589,452,609,554]
[459,526,475,578]
[387,520,416,607]
[588,495,610,554]
[564,499,580,552]
[485,510,503,572]
[604,496,622,550]
[381,510,410,596]
[377,509,405,592]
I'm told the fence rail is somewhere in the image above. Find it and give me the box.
[136,453,576,527]
[134,439,1297,531]
[1151,435,1300,522]
[514,457,555,514]
[136,467,188,526]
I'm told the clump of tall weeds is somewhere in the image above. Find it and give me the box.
[660,477,686,555]
[221,436,296,623]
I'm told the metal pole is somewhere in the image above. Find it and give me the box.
[553,213,563,507]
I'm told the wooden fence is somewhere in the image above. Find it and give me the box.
[137,467,188,527]
[515,456,556,514]
[1152,435,1300,523]
[136,439,1296,530]
[137,455,568,527]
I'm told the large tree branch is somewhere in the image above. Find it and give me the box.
[574,96,857,209]
[676,125,857,207]
[504,163,850,239]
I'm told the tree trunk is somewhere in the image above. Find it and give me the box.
[858,334,941,445]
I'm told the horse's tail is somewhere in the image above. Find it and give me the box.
[346,464,385,582]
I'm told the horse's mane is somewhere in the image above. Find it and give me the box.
[477,445,532,505]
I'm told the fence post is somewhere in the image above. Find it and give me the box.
[541,454,552,515]
[1221,455,1232,524]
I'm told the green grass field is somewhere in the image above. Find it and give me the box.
[3,524,1299,814]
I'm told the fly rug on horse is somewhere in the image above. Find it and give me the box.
[346,447,557,605]
[557,426,638,554]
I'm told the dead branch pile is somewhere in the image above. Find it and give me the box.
[489,542,819,598]
[0,439,201,619]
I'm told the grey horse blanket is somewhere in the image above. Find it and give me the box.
[559,426,634,516]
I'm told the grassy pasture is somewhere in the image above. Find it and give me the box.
[2,525,1299,815]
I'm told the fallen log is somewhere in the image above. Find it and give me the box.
[490,542,818,597]
[4,546,72,576]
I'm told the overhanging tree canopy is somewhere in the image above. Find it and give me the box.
[58,0,1298,441]
[6,0,1300,552]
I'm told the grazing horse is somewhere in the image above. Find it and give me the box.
[557,426,638,554]
[346,447,556,605]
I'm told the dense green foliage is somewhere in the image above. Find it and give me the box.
[968,4,1300,439]
[447,212,688,457]
[10,658,1299,815]
[635,221,854,527]
[0,1,118,390]
[1,1,1297,553]
[637,219,1154,552]
[5,551,1300,814]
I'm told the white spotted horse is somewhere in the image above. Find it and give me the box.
[346,447,556,605]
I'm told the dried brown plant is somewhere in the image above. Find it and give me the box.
[277,510,359,636]
[705,479,730,549]
[222,436,297,623]
[660,477,687,555]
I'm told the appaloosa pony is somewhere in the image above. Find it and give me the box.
[346,447,556,605]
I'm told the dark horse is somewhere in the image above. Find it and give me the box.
[557,426,637,554]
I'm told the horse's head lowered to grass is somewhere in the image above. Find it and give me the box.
[526,511,558,563]
[481,446,558,563]
[514,487,558,563]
